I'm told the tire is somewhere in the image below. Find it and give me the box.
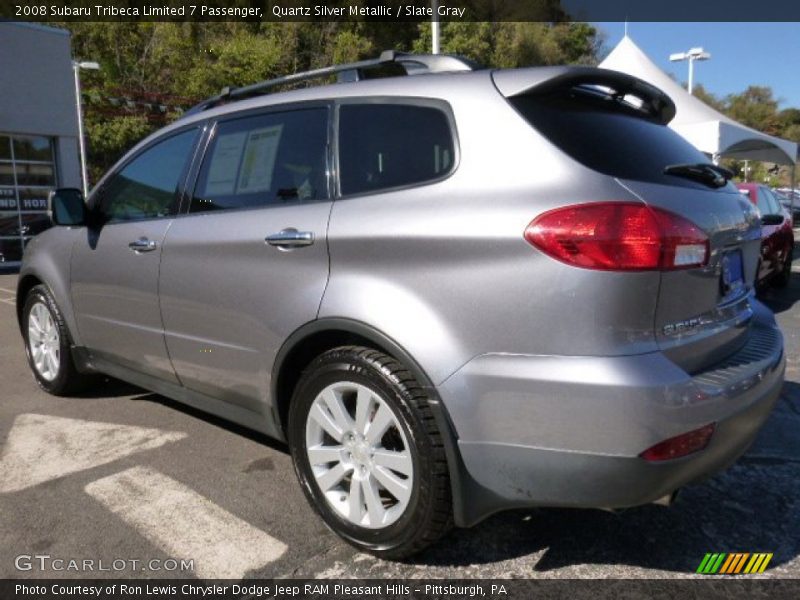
[288,346,452,559]
[22,284,92,396]
[773,250,792,288]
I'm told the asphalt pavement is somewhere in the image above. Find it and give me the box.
[1,259,799,580]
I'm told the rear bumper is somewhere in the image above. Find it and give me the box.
[437,307,784,526]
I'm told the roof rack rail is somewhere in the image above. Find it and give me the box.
[182,50,478,118]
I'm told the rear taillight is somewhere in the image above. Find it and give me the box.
[639,424,715,461]
[524,202,709,271]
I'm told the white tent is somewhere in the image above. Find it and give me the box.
[600,36,798,166]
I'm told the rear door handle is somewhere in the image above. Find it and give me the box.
[128,237,157,253]
[265,228,315,248]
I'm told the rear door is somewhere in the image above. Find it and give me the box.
[506,77,761,373]
[158,105,332,415]
[620,180,760,371]
[70,128,199,381]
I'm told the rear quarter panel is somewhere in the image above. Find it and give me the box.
[320,81,662,385]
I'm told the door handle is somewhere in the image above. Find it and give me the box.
[128,237,157,253]
[265,228,315,248]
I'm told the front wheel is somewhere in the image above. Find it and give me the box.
[22,284,92,395]
[288,346,452,559]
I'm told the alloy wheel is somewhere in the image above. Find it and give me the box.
[305,381,414,529]
[27,301,60,381]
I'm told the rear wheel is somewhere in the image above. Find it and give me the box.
[287,346,452,559]
[22,285,92,396]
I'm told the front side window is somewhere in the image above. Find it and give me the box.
[191,108,329,213]
[101,129,198,222]
[338,103,455,196]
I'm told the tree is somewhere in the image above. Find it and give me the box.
[778,108,800,143]
[84,116,152,183]
[725,86,782,136]
[691,84,726,112]
[412,22,600,68]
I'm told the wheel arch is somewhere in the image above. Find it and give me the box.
[270,318,486,527]
[271,318,436,437]
[16,273,43,333]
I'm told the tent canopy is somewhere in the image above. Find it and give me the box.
[599,36,798,166]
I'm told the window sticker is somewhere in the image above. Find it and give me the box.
[237,125,283,194]
[205,131,247,196]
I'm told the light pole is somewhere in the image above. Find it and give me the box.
[72,60,100,197]
[669,47,711,95]
[431,0,440,54]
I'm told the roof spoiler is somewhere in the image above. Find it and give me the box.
[182,50,478,119]
[493,67,676,124]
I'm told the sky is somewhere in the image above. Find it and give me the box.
[595,22,800,110]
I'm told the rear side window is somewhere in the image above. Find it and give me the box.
[756,187,772,215]
[758,187,781,216]
[511,91,711,188]
[338,103,454,195]
[191,107,328,213]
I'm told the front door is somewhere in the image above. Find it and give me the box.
[158,106,332,415]
[70,128,199,381]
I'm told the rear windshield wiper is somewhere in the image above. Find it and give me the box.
[663,163,733,188]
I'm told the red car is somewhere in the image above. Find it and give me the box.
[737,183,794,287]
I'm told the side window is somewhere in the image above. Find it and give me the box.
[102,129,198,222]
[756,187,777,216]
[191,108,328,213]
[764,188,783,215]
[338,103,455,196]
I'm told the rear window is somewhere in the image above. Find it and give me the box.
[511,90,712,188]
[338,103,455,196]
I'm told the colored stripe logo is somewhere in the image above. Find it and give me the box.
[697,553,773,574]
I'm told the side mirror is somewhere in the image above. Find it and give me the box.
[48,188,87,226]
[761,213,784,226]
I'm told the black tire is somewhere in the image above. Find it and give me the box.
[22,284,92,396]
[288,346,452,559]
[773,250,792,288]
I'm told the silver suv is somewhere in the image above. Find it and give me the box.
[18,52,785,558]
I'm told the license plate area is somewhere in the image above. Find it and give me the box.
[720,249,745,298]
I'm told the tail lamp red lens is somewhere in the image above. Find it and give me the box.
[524,202,709,271]
[639,424,716,462]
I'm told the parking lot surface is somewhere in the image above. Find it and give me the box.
[1,259,799,580]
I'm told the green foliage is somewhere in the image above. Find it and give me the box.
[726,86,782,136]
[412,22,600,68]
[181,29,284,98]
[84,115,152,183]
[691,84,726,112]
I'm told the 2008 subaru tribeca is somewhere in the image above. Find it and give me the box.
[18,51,784,558]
